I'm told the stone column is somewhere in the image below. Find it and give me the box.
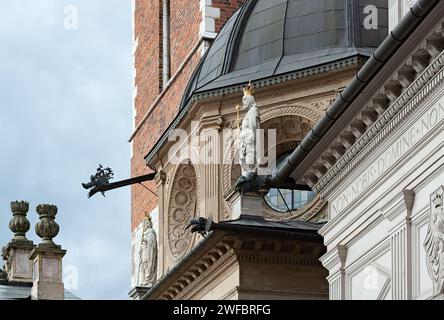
[1,201,35,283]
[30,204,66,300]
[321,244,347,300]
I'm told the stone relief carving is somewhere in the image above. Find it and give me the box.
[137,213,158,287]
[168,163,197,260]
[424,186,444,296]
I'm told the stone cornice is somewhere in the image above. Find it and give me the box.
[236,248,322,267]
[304,20,444,196]
[318,51,444,198]
[191,57,363,103]
[149,235,325,300]
[145,56,364,165]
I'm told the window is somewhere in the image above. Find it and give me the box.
[264,152,316,212]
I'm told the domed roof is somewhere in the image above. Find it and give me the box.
[182,0,388,107]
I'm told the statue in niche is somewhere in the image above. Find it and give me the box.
[137,213,158,287]
[424,186,444,296]
[238,82,261,182]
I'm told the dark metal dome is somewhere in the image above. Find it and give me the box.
[182,0,388,107]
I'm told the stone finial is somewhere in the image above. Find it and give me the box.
[9,201,31,243]
[35,204,60,247]
[3,201,35,283]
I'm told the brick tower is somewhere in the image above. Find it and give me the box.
[130,0,244,287]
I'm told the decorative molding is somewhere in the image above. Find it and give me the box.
[145,56,363,164]
[305,21,444,197]
[191,57,363,103]
[319,53,444,197]
[381,197,405,222]
[155,236,325,300]
[236,249,322,267]
[403,189,415,218]
[174,244,235,300]
[167,163,198,261]
[260,105,322,124]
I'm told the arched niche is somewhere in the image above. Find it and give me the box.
[222,105,325,220]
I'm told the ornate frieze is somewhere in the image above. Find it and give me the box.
[304,21,444,200]
[304,21,444,197]
[156,236,324,300]
[330,94,444,217]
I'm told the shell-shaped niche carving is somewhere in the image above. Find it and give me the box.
[168,164,197,261]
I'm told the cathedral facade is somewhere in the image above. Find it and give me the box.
[129,0,444,300]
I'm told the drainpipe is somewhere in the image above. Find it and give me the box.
[162,0,170,88]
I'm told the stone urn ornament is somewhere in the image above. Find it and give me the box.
[35,204,60,248]
[9,201,31,243]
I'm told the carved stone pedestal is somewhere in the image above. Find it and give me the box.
[2,242,35,284]
[129,286,151,300]
[29,246,66,300]
[232,192,266,220]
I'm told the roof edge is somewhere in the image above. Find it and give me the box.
[272,0,441,185]
[145,54,366,165]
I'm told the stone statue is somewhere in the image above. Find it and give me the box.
[424,186,444,296]
[137,213,158,287]
[238,82,261,181]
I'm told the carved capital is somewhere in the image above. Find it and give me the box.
[403,189,415,218]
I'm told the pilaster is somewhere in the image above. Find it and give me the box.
[199,115,223,221]
[157,170,166,277]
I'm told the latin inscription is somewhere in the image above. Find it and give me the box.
[331,99,444,217]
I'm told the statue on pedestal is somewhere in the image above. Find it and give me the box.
[238,82,261,182]
[137,213,158,287]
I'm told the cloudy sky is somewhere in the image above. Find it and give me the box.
[0,0,133,299]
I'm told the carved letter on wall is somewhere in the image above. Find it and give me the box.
[424,186,444,296]
[168,164,197,260]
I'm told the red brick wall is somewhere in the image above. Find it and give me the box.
[169,0,200,74]
[213,0,245,31]
[131,0,245,231]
